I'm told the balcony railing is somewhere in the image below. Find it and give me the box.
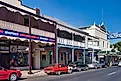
[57,37,85,47]
[0,20,55,38]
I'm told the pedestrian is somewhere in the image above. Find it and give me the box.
[10,59,15,69]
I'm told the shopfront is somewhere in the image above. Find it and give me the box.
[0,28,55,69]
[58,48,72,65]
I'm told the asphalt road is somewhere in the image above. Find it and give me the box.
[20,66,121,81]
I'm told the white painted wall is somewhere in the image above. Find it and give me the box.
[0,0,36,14]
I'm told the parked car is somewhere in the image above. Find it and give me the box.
[68,61,89,71]
[88,62,102,69]
[112,62,119,66]
[68,63,77,71]
[0,66,22,81]
[118,61,121,67]
[44,63,72,75]
[101,62,109,68]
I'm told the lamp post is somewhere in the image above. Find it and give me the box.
[28,15,33,74]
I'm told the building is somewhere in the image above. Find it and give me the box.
[42,16,101,64]
[79,22,111,63]
[0,0,56,69]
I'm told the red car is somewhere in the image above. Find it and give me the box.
[0,66,22,81]
[44,63,72,75]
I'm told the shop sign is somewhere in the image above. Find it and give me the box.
[17,46,28,52]
[10,46,17,53]
[0,28,55,42]
[0,46,9,51]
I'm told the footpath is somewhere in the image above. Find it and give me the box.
[21,70,47,79]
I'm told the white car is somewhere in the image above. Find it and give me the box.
[88,62,102,69]
[118,62,121,67]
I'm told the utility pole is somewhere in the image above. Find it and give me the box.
[28,15,33,74]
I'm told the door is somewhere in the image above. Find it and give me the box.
[0,67,8,80]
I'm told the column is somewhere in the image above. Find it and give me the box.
[56,47,59,63]
[72,48,74,62]
[83,49,86,64]
[84,36,88,64]
[92,49,94,62]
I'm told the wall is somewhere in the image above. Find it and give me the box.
[0,0,36,14]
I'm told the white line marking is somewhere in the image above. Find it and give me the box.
[108,72,116,76]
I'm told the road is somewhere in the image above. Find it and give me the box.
[20,66,121,81]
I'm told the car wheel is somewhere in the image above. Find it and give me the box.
[86,67,89,70]
[68,69,72,74]
[9,73,18,81]
[78,68,81,72]
[95,67,97,69]
[56,71,61,75]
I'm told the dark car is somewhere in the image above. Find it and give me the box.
[69,61,89,71]
[101,62,109,68]
[112,62,119,66]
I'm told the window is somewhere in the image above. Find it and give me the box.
[10,53,28,67]
[61,53,64,60]
[107,43,108,48]
[42,55,46,60]
[103,41,104,47]
[24,18,29,26]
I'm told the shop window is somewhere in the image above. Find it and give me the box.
[42,55,46,60]
[10,53,28,67]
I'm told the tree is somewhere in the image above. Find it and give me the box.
[113,41,121,52]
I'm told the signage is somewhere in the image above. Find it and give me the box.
[107,32,121,39]
[0,28,55,42]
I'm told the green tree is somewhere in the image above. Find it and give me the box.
[113,41,121,52]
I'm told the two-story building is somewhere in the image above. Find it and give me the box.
[43,16,101,64]
[0,0,56,69]
[79,22,111,63]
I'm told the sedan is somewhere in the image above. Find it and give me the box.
[0,66,22,81]
[44,63,72,75]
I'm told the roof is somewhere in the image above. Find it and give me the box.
[43,15,89,35]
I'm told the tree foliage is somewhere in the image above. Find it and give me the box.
[113,41,121,52]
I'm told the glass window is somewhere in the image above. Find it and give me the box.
[10,53,28,67]
[42,55,46,60]
[0,67,3,70]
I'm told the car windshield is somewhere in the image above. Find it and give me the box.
[48,64,55,67]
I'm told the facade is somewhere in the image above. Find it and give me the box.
[42,16,101,64]
[0,0,56,69]
[79,22,111,63]
[0,0,112,69]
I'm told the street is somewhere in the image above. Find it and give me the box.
[20,66,121,81]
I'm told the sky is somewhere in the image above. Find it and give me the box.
[22,0,121,44]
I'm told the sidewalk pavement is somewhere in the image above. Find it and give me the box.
[21,70,47,79]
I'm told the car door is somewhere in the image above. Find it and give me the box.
[0,67,8,80]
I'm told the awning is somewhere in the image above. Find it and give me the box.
[0,35,54,45]
[0,35,28,41]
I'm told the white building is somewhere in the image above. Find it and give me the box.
[79,22,110,51]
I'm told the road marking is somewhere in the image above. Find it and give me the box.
[108,72,116,76]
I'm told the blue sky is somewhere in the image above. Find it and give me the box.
[22,0,121,44]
